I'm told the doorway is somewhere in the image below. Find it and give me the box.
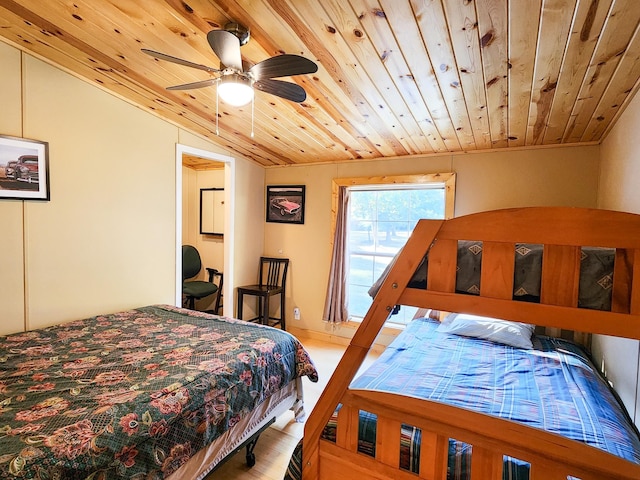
[175,144,234,316]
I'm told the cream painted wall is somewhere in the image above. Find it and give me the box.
[265,145,600,341]
[233,157,267,311]
[22,55,179,328]
[0,41,25,335]
[0,40,264,334]
[595,90,640,426]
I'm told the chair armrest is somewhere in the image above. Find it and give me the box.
[206,268,223,287]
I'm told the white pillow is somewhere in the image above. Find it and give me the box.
[437,313,535,349]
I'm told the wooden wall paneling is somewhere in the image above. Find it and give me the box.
[379,0,461,152]
[526,0,578,145]
[410,0,476,150]
[442,0,492,149]
[234,0,387,159]
[565,0,640,143]
[276,0,410,158]
[348,0,447,153]
[507,0,541,147]
[582,21,640,141]
[314,1,425,156]
[542,0,613,144]
[476,0,509,149]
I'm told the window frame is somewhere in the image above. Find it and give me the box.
[330,173,456,323]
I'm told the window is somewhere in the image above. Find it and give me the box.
[332,174,455,326]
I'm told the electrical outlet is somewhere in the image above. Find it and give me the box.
[293,307,300,320]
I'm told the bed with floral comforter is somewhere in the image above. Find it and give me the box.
[0,304,318,479]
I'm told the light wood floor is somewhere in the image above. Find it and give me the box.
[207,337,380,480]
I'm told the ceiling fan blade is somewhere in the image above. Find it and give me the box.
[249,54,318,80]
[207,30,242,70]
[166,79,217,90]
[141,48,219,73]
[254,78,307,103]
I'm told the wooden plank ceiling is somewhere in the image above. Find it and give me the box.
[0,0,639,167]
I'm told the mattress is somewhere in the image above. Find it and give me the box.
[0,304,318,479]
[286,317,640,480]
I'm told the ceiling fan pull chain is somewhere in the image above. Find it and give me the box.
[216,83,220,136]
[251,96,255,138]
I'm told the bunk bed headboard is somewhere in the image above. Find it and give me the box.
[397,207,640,340]
[302,207,640,480]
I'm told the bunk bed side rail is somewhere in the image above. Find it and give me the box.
[321,389,640,480]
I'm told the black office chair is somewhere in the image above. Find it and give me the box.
[182,245,222,312]
[236,257,289,329]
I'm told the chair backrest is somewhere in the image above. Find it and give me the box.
[182,245,202,280]
[259,257,289,288]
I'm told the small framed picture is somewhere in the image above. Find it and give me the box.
[0,135,50,201]
[266,185,305,224]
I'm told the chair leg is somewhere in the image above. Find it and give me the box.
[237,292,243,320]
[187,296,195,310]
[214,288,222,315]
[280,293,285,330]
[263,296,270,326]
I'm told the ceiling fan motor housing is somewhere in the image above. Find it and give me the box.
[224,22,250,46]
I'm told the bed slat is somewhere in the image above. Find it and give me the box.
[418,431,448,480]
[540,244,581,306]
[480,241,515,299]
[612,248,633,313]
[335,404,358,452]
[539,244,580,337]
[376,418,401,468]
[427,238,458,292]
[631,249,640,314]
[469,446,503,480]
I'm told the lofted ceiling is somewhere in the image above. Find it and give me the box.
[1,0,639,167]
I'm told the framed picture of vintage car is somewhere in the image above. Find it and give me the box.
[266,185,305,224]
[0,135,50,201]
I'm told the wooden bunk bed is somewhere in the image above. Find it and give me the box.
[301,207,640,480]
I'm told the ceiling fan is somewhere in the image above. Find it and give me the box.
[142,23,318,107]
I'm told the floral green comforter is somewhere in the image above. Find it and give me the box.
[0,305,318,479]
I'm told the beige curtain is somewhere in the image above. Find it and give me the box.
[323,186,349,323]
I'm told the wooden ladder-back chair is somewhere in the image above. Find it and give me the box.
[236,257,289,329]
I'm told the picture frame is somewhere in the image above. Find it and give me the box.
[0,134,50,201]
[266,185,305,224]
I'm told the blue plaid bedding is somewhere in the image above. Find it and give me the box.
[285,317,640,480]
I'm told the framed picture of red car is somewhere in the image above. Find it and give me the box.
[266,185,305,224]
[0,134,50,201]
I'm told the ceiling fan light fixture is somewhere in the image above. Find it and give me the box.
[218,73,254,106]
